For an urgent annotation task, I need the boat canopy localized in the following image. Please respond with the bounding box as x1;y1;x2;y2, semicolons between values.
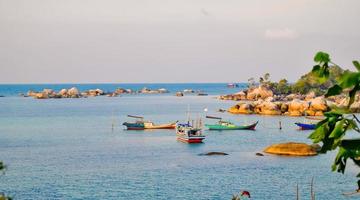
177;123;191;127
127;115;144;119
206;115;222;120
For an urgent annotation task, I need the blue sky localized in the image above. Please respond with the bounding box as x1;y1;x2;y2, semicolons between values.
1;0;359;83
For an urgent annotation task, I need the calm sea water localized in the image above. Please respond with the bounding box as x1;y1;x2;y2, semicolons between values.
0;83;246;97
0;84;358;199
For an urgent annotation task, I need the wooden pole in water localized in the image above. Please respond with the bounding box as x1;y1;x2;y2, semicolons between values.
311;177;315;200
279;120;282;130
296;183;299;200
111;110;115;132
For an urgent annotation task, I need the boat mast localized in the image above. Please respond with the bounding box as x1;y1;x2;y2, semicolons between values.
187;104;190;124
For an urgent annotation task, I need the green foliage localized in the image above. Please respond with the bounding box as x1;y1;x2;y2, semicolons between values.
292;65;344;95
0;161;12;200
308;51;360;189
247;77;256;88
0;161;6;175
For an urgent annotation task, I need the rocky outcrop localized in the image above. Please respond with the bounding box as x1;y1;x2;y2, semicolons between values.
176;92;184;97
67;87;80;98
158;88;169;93
287;99;309;116
26;86;171;99
228;102;254;114
115;88;132;94
264;142;319;156
307;97;328;116
59;89;68;96
305;91;316;101
247;85;273;100
140;87;170;94
227;96;331;116
219;85;273;101
106;93;119;97
254;101;282;115
183;89;194;93
83;89;104;97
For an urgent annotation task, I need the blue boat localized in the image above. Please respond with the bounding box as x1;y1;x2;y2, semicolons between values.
295;122;316;130
122;122;145;130
123;115;145;130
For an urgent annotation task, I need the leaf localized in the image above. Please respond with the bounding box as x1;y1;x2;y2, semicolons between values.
325;84;343;97
327;107;351;115
312;65;321;73
348;83;360;107
314;51;330;63
333;147;349;174
353;60;360;71
345;118;358;130
309;123;328;143
329;119;345;139
339;71;360;88
341;139;360;150
324;110;344;117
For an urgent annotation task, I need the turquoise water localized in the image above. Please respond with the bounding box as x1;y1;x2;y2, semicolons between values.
0;83;245;97
0;85;359;199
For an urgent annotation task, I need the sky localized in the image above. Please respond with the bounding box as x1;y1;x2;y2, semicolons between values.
0;0;359;83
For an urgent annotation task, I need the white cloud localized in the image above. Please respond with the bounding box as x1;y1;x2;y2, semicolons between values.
265;28;299;40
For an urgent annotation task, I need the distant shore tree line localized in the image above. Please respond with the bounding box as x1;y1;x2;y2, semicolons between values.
247;65;344;96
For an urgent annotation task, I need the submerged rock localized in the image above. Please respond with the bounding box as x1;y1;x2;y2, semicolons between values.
264;142;318;156
198;152;228;156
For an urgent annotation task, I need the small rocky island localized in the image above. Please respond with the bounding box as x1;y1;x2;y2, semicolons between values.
25;87;170;99
220;68;360;116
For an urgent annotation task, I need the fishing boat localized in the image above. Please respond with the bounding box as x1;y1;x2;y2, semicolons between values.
176;122;205;143
143;121;177;129
205;116;258;130
295;122;316;130
122;115;145;130
123;115;176;130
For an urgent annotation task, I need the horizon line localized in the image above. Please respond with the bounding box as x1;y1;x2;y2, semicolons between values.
0;82;248;85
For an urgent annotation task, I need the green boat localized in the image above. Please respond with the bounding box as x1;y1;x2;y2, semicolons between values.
205;116;258;130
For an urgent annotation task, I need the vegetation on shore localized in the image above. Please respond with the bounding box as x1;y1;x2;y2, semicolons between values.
248;65;343;96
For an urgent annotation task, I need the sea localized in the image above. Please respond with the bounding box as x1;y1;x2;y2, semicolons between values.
0;83;358;199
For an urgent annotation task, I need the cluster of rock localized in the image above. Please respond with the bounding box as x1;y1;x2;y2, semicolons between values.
219;85;273;101
27;88;82;99
26;87;170;99
175;89;208;97
139;87;169;94
224;85;360;116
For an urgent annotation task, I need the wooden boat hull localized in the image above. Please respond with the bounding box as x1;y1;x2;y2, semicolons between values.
205;121;258;130
122;122;145;130
144;122;176;129
295;122;316;130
